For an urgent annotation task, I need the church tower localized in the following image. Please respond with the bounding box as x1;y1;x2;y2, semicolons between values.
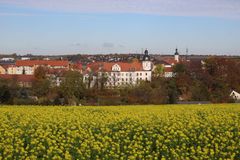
174;48;180;62
142;49;152;71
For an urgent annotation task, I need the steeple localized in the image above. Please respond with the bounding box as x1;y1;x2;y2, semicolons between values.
144;49;149;55
143;49;150;61
174;48;180;62
175;48;179;55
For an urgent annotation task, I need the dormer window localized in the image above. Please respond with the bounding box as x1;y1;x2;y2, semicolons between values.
112;64;121;72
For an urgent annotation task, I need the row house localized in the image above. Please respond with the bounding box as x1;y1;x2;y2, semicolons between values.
15;60;70;75
0;60;70;87
0;60;69;75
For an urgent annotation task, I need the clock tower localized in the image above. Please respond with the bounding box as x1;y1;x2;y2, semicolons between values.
142;49;152;71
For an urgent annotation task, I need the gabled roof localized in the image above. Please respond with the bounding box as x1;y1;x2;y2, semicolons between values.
164;67;173;72
161;58;178;65
47;68;68;75
86;61;144;72
156;60;172;66
16;60;69;67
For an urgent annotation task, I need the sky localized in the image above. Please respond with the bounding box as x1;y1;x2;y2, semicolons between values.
0;0;240;55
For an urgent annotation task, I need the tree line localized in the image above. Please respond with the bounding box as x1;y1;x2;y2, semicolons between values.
0;57;240;105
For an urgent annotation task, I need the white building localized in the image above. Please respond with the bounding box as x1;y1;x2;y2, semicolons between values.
230;90;240;101
174;48;180;62
15;60;69;75
84;50;153;88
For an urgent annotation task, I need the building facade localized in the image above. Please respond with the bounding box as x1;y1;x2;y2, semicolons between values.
84;50;153;88
15;60;69;75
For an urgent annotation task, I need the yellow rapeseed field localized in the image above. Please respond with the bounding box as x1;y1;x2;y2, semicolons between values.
0;104;239;160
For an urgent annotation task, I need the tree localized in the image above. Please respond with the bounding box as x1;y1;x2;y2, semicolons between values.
127;81;153;104
60;71;86;105
97;72;108;90
34;66;47;80
0;79;11;104
150;77;169;104
32;79;50;97
153;64;164;78
32;66;50;97
203;57;240;102
173;63;192;101
190;80;209;101
165;79;178;104
173;63;187;75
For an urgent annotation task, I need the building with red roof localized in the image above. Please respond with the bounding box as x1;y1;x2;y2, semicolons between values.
154;48;181;78
0;65;6;74
14;60;69;75
83;50;153;88
0;60;70;87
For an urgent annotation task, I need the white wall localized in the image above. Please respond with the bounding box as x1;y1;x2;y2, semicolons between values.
101;71;151;87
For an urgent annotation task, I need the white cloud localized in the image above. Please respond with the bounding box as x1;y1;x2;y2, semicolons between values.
0;0;240;18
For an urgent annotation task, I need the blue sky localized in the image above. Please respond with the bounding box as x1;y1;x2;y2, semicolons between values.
0;0;240;55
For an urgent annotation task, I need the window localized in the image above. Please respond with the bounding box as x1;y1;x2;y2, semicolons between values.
126;73;128;76
122;78;124;81
137;73;139;76
146;73;148;76
112;64;121;71
126;78;128;81
140;73;142;76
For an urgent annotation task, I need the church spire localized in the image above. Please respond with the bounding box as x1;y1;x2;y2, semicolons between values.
175;48;179;55
143;48;150;61
174;48;180;62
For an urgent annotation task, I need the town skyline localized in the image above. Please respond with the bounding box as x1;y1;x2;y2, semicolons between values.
1;0;240;55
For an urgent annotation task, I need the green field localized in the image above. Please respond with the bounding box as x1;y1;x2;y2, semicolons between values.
0;104;239;159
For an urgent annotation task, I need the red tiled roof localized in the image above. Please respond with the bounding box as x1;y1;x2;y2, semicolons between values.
87;61;143;72
72;63;83;70
164;67;173;72
0;74;35;82
161;58;177;65
16;60;69;67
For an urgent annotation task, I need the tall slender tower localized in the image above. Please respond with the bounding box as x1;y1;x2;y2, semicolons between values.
174;48;179;62
142;49;151;71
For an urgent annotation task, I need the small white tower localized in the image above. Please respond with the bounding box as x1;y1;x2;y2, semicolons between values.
174;48;179;62
142;49;152;71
